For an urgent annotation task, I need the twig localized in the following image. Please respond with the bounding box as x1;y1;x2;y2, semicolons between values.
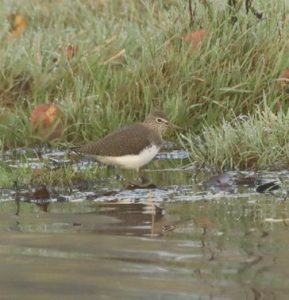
188;0;196;28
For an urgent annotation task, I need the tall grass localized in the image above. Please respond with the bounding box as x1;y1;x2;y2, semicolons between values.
0;0;289;153
183;102;289;169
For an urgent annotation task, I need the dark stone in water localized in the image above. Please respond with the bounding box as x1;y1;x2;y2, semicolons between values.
202;173;235;188
126;183;158;190
256;181;280;193
203;172;258;193
73;222;82;226
57;195;70;202
202;173;235;192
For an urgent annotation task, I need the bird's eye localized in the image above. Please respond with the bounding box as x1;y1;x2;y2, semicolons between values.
156;118;163;123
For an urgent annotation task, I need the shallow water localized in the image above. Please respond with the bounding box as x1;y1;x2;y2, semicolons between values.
1;149;289;299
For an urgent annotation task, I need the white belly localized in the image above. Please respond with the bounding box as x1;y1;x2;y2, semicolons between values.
96;145;160;169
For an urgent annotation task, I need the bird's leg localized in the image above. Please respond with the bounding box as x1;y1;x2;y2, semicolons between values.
138;168;150;186
125;168;155;190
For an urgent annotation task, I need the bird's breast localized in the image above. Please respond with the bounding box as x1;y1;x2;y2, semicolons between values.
96;144;160;169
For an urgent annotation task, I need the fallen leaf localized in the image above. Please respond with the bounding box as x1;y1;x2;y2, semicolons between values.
183;29;206;48
33;185;50;200
31;103;64;140
66;44;79;60
9;14;28;38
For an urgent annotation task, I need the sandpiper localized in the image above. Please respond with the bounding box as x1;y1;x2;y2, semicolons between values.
78;112;180;170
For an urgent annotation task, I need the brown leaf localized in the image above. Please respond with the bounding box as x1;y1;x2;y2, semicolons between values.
66;44;79;60
183;29;206;48
31;103;64;140
33;185;50;200
10;15;28;38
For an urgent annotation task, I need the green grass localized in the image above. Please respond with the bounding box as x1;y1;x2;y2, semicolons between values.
1;0;289;169
183;102;289;169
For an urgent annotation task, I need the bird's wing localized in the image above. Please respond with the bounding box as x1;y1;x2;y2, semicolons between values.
79;124;157;156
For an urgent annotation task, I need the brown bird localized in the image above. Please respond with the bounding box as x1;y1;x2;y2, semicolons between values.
78;111;180;171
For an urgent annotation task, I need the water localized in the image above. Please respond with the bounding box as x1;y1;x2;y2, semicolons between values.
1;148;289;299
